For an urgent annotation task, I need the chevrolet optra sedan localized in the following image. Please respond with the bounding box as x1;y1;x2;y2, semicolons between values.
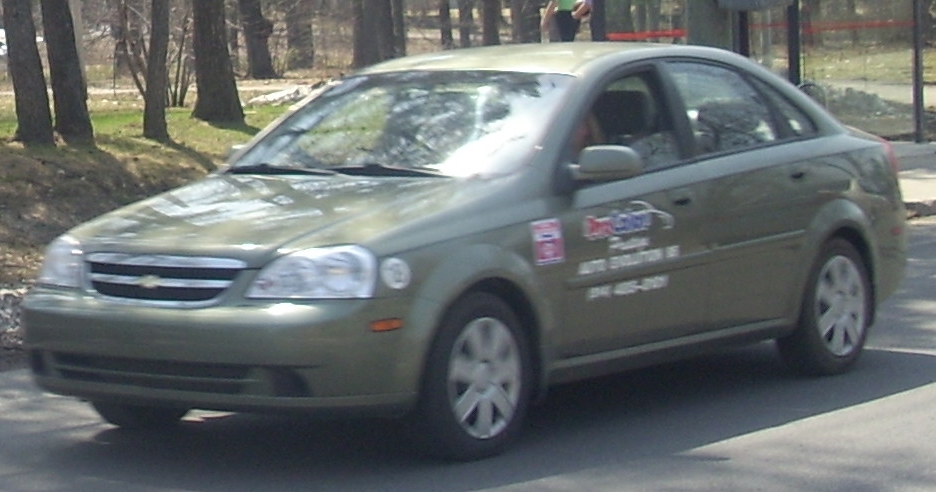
23;43;906;461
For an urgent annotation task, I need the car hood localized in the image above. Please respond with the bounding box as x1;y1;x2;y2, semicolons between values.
74;174;476;263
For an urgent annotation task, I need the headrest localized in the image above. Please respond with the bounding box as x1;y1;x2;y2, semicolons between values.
593;90;653;137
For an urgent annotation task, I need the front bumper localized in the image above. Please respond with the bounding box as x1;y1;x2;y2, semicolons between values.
22;288;428;416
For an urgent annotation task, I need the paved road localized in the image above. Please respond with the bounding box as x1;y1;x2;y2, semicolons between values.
1;217;935;492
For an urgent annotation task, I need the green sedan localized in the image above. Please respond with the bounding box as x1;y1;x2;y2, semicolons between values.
23;42;907;461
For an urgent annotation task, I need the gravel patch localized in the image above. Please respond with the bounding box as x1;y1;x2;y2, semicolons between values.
1;287;27;372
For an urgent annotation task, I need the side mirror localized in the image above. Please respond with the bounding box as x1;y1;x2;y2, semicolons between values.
572;145;644;182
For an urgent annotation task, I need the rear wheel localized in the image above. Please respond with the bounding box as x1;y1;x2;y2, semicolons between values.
413;292;532;461
778;239;872;376
91;401;188;429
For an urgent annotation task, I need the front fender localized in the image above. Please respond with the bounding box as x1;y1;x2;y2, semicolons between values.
403;242;558;397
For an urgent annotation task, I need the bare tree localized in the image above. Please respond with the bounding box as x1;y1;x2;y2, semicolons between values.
112;0;147;78
283;0;315;69
458;0;474;47
353;0;396;67
510;0;539;43
439;0;455;48
41;0;95;145
238;0;278;78
481;0;500;45
375;0;395;60
1;0;54;146
392;0;407;56
192;0;245;123
143;0;170;141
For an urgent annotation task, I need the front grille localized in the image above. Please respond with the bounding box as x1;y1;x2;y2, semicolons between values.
86;253;246;305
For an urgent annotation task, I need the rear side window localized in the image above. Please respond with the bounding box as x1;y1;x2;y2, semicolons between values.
667;62;778;156
750;78;818;138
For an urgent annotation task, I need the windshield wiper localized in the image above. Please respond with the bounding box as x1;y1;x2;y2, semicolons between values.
330;163;446;178
226;163;338;176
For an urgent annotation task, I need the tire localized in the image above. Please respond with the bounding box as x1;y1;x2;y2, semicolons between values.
412;292;532;461
777;239;872;376
91;401;188;429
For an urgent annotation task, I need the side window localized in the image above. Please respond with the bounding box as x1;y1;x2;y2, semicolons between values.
588;74;679;170
668;62;778;155
750;79;818;138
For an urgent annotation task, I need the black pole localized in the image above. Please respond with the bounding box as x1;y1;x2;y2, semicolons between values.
735;11;750;56
787;0;801;86
913;0;926;142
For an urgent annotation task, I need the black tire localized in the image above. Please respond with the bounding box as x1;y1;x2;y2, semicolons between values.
777;239;872;376
91;401;188;429
412;292;533;461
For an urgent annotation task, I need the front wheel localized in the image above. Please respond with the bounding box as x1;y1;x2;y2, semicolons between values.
412;292;532;461
777;239;872;376
91;401;188;429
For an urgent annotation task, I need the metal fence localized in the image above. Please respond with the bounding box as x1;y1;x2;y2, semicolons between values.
747;2;922;140
593;1;925;140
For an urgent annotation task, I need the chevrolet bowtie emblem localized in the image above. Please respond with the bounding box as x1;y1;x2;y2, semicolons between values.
137;275;162;289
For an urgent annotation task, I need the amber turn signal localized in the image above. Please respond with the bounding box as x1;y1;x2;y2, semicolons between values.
370;318;403;332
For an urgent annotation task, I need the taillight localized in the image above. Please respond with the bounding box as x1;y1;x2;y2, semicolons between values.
879;138;901;175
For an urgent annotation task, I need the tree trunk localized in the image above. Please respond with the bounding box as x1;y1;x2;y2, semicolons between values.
192;0;245;123
392;0;406;57
351;0;380;68
238;0;278;79
228;0;241;73
1;0;54;146
458;0;473;47
143;0;170;141
40;0;95;145
112;0;146;78
509;0;540;43
376;0;395;60
352;0;397;68
481;0;499;45
439;0;454;49
285;0;315;70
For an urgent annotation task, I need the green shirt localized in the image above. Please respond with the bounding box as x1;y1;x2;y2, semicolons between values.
558;0;577;11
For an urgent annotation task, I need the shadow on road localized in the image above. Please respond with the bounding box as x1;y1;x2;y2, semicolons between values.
0;344;931;492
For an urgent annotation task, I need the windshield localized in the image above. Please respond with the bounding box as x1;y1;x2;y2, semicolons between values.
232;71;574;178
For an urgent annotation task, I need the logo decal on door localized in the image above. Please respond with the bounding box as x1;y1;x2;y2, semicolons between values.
583;200;675;240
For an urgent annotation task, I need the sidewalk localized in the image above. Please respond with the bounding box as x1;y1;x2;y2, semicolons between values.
892;141;936;218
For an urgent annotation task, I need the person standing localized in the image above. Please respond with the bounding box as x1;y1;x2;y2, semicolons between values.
541;0;591;42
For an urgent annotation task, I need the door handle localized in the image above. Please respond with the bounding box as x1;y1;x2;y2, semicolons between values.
672;195;692;206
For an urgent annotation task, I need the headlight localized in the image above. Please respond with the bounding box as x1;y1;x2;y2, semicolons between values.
247;245;377;299
37;235;84;288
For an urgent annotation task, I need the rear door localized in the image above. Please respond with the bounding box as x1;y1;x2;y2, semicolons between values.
664;60;831;329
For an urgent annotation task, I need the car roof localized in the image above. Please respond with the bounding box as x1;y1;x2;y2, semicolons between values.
355;42;736;77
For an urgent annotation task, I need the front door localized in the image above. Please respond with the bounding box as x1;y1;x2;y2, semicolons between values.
555;73;711;358
556;168;712;358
